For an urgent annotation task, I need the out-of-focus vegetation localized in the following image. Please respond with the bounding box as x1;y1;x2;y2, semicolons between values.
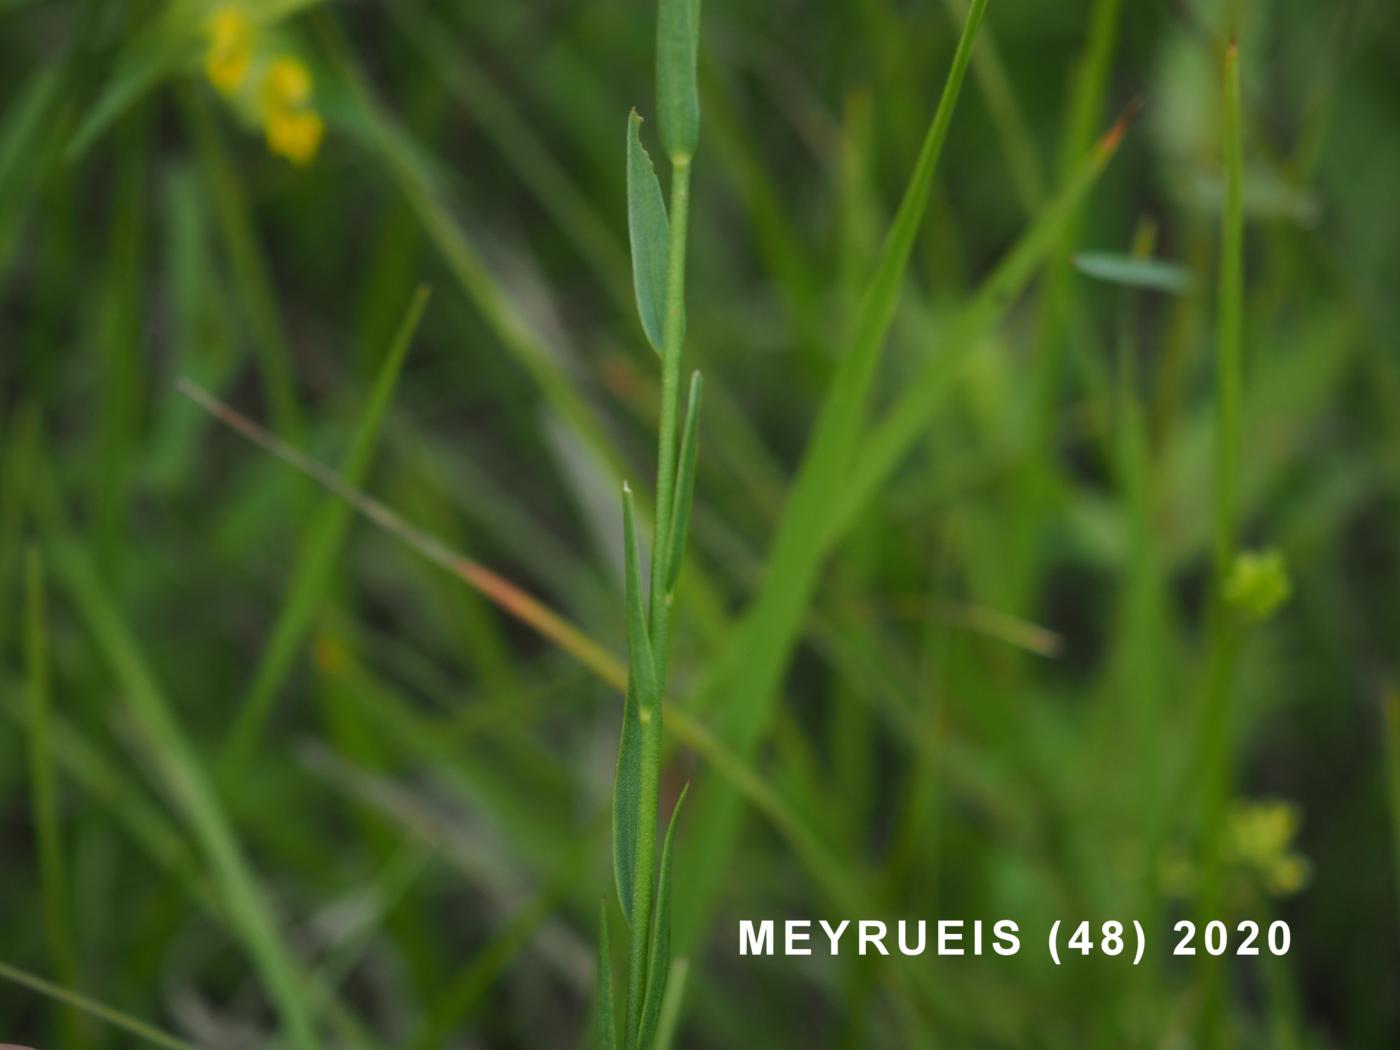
2;0;1399;1046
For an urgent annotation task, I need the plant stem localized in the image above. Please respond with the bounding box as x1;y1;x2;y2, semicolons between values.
650;157;693;641
627;150;692;1050
1196;37;1244;1046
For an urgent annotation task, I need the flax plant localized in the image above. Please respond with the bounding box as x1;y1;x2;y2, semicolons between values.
598;1;704;1048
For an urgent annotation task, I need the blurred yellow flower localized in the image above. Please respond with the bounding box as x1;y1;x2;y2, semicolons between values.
205;5;254;95
262;56;314;111
259;56;323;165
265;107;325;166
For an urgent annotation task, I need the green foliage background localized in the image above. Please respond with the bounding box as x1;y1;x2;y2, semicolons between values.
2;0;1399;1046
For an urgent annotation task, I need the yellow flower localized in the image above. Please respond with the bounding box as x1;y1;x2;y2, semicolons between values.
259;56;323;165
205;5;254;96
265;108;324;166
261;56;314;111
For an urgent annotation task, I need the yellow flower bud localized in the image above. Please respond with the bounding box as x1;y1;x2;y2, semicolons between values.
262;56;314;112
265;108;325;166
205;5;253;96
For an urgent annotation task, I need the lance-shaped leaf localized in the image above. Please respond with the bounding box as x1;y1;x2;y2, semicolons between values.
636;785;689;1050
627;111;670;355
595;901;618;1050
613;484;658;922
657;0;701;160
662;372;703;594
1073;251;1195;294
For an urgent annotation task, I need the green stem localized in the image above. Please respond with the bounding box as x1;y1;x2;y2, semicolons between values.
650;157;693;634
627;152;692;1050
1196;38;1244;1046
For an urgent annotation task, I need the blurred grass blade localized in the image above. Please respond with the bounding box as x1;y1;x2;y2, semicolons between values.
657;0;702;160
675;0;989;948
1193;41;1247;1033
173;387;884;950
25;547;80;1034
0;960;197;1050
628;110;671;356
637;785;688;1050
223;286;431;769
318;13;631;485
1214;39;1245;577
1073;251;1195;293
183;89;306;440
1385;695;1400;930
176;379;629;691
615;484;657;923
64;11;183;162
0;67;63;279
663;372;703;593
45;532;322;1050
834;112;1132;537
653;957;689;1050
596;902;619;1050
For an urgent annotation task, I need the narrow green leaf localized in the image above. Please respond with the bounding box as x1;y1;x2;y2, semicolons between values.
595;901;618;1050
656;0;702;160
622;484;659;710
613;484;657;923
663;372;703;594
0;960;198;1050
25;547;80;1040
627;110;671;355
46;534;322;1050
832;115;1130;539
637;785;689;1050
673;0;991;951
1073;251;1195;294
612;682;643;926
1385;695;1400;929
652;957;690;1050
223;286;431;770
1214;37;1245;578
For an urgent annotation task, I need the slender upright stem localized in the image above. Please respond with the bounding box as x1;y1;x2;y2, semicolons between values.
650;157;693;637
1196;38;1244;1047
1212;40;1244;581
626;153;692;1049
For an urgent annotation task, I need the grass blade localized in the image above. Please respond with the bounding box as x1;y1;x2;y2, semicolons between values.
628;110;672;356
1386;694;1400;932
223;286;431;769
596;901;619;1050
175;384;869;964
657;0;702;161
1192;38;1247;1043
183;88;305;440
1214;38;1245;578
637;785;688;1050
652;957;689;1050
662;372;703;594
0;960;197;1050
674;0;989;949
1074;250;1195;293
832;113;1132;537
46;530;322;1050
176;379;629;690
25;547;80;1042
